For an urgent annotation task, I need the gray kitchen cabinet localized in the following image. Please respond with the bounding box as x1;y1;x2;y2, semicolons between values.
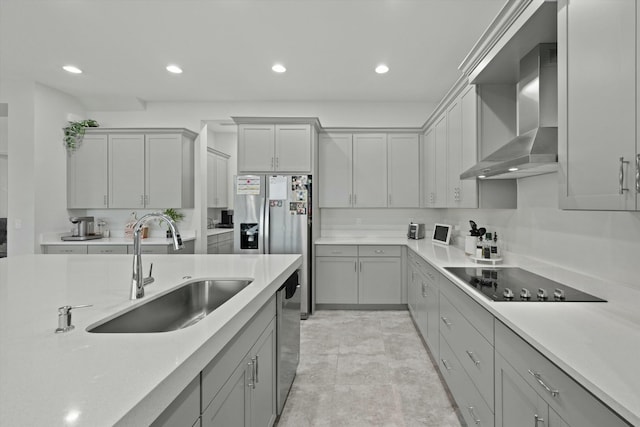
406;250;439;357
421;115;448;208
208;232;234;254
201;299;277;427
421;127;437;207
67;134;108;209
69;128;195;209
352;133;388;207
151;375;201;427
126;240;195;255
495;320;630;427
237;123;312;173
558;0;639;210
318;133;353;207
207;149;229;208
387;134;420;208
316;245;403;306
42;245;88;255
86;245;128;255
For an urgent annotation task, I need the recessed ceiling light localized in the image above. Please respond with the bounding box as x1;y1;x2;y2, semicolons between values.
166;65;183;74
375;64;389;74
508;167;519;172
62;65;82;74
272;64;286;73
478;175;486;179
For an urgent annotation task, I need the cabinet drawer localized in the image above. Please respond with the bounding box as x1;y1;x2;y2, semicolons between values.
217;232;233;243
315;245;357;257
440;293;494;408
439;336;494;427
358;245;401;257
87;245;128;255
44;245;88;255
127;245;168;255
495;320;630;427
440;277;493;343
202;296;276;412
207;235;218;245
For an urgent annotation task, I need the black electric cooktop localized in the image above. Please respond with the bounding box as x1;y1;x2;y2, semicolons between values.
445;267;606;302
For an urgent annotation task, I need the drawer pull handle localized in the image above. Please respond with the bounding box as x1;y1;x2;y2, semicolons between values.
535;414;545;426
247;359;255;389
528;369;559;397
466;350;480;366
374;249;384;254
331;251;342;254
441;316;452;327
441;359;452;371
467;406;480;425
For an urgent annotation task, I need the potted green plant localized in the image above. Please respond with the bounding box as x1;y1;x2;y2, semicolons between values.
63;119;99;152
161;208;185;237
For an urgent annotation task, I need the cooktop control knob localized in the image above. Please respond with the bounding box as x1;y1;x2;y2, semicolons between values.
537;288;548;300
520;288;532;300
503;288;514;300
553;288;565;300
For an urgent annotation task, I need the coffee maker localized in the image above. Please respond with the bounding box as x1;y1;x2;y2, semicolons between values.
219;210;234;228
61;216;103;241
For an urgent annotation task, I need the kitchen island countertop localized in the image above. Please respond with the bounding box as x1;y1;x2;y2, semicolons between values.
0;253;301;426
316;236;640;426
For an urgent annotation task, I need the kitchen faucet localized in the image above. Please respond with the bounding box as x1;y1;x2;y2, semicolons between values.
130;213;184;300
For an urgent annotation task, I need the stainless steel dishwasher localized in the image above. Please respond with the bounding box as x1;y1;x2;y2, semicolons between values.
276;271;301;415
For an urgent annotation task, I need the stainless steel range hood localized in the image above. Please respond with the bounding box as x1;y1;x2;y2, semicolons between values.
461;44;558;180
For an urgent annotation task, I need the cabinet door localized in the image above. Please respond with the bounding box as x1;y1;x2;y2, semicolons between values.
275;124;311;172
316;257;358;304
250;320;277;427
215;155;228;208
447;99;463;207
109;134;145;208
217;240;233;254
559;0;637;210
434;115;448;208
145;134;184;208
422;128;436;207
318;134;353;207
495;352;547;427
67;134;108;208
424;277;439;357
207;153;215;208
151;376;200;427
388;134;420;208
358;257;401;304
353;134;387;207
201;355;251;427
238;125;275;172
460;85;479;208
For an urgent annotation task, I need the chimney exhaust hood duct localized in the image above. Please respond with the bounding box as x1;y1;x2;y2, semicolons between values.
461;44;558;180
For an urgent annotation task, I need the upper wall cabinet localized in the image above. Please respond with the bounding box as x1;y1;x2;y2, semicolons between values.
318;132;420;208
558;0;639;210
67;128;196;209
235;118;320;174
207;148;230;208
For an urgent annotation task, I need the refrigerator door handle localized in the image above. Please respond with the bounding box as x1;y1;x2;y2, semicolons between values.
259;196;267;254
264;196;270;254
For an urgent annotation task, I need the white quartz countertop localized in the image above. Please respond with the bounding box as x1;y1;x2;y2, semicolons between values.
41;231;196;246
316;236;640;425
0;253;302;426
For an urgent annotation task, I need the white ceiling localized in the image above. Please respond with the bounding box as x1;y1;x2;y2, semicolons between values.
0;0;505;111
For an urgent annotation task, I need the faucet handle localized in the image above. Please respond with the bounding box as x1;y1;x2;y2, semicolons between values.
55;304;92;333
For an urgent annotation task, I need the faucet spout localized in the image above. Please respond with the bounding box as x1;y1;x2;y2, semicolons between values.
130;213;184;300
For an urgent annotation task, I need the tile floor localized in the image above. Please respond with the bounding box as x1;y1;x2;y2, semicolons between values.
276;310;462;427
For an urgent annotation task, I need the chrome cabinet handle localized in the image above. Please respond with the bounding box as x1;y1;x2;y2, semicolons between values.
528;369;559;397
254;355;259;384
103;195;107;206
466;350;480;366
353;194;357;205
619;156;629;194
388;194;391;205
441;316;452;327
374;249;384;254
441;359;452;371
359;261;362;272
271;157;274;169
636;154;640;193
421;282;427;297
247;359;255;389
535;414;545;426
140;195;144;206
467;406;480;425
275;157;279;169
355;261;357;272
349;194;352;205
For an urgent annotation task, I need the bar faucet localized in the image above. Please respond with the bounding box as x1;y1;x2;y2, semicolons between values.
130;213;184;300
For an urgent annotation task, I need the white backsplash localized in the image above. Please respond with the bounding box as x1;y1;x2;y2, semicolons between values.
80;208;196;238
320;208;442;238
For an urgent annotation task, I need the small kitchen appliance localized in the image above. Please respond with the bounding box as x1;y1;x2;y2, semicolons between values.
445;267;606;302
407;223;426;240
218;209;234;228
61;216;102;241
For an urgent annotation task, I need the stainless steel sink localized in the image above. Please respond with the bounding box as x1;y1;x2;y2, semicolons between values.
88;279;252;333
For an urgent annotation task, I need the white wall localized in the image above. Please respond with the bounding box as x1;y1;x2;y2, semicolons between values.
441;173;640;289
0;106;8;218
320;208;442;238
89;100;435;129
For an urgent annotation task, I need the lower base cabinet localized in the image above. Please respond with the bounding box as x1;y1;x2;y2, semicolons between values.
207;232;234;254
316;245;403;305
152;296;277;427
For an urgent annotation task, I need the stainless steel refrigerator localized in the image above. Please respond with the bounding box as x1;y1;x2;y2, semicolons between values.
234;175;312;319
